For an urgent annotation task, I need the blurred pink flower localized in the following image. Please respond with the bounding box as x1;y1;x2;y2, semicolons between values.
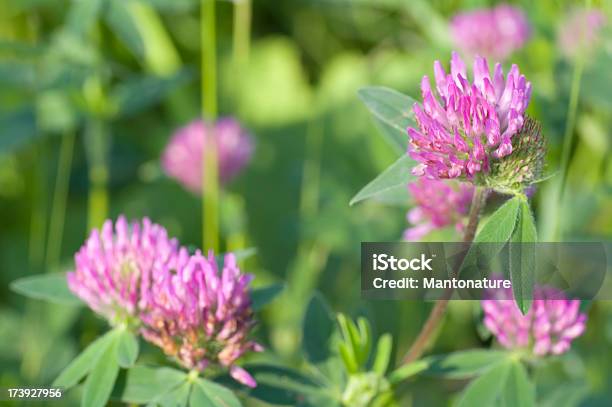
450;4;530;61
404;178;474;240
162;118;253;194
67;216;181;325
408;52;532;181
482;284;587;356
139;251;262;387
558;9;606;59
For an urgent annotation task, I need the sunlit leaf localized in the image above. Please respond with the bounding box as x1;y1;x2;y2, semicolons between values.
474;197;521;244
117;329;139;368
53;330;118;388
372;333;392;376
10;273;82;306
502;361;535;407
509;199;537;314
155;380;191;407
105;0;145;58
388;359;429;384
115;365;187;404
358;86;416;154
456;361;511;407
82;333;121;407
459;197;521;278
420;349;510;380
349;155;416;206
191;378;241;407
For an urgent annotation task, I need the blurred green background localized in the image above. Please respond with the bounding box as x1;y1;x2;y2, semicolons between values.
0;0;611;405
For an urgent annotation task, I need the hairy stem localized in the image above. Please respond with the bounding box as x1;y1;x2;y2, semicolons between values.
401;187;488;365
201;0;219;252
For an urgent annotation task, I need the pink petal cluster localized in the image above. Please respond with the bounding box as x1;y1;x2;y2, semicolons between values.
450;4;530;61
162;118;253;194
408;52;532;180
404;178;473;241
140;252;262;388
67;216;179;324
558;9;606;59
482;285;587;356
67;216;261;387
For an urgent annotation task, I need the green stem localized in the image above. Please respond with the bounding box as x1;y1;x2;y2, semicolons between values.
553;0;591;239
299;115;323;219
45;132;75;270
201;0;219;252
28;142;47;270
401;187;488;365
85;119;109;230
553;61;584;240
232;0;251;66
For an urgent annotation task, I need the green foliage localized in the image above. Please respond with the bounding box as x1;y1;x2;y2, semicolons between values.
455;359;535;407
250;283;284;311
502;361;536;407
303;293;337;364
10;273;82;306
388;349;510;384
224;364;325;406
1;0;611;405
350;154;416;206
372;333;393;376
83;335;121;407
460;195;538;313
357;86;416;154
455;361;512;407
191;378;242;407
474;197;521;244
509;198;538;314
116;329;139;368
53;330;118;388
115;365;187;404
111;70;193;117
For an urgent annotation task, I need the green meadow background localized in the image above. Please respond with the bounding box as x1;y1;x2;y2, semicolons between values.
0;0;610;405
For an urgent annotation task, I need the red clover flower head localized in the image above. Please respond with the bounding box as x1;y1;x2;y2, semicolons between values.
67;216;180;326
139;251;262;387
162;118;254;194
450;4;530;61
482;284;587;356
408;52;535;190
404;179;474;241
